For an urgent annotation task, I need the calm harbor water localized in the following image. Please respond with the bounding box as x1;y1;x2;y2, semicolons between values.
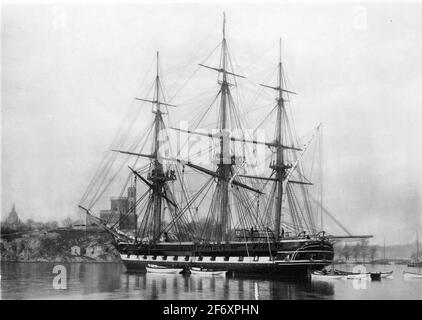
1;262;421;300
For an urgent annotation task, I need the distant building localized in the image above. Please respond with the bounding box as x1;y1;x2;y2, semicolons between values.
99;209;118;225
96;186;137;231
4;204;22;228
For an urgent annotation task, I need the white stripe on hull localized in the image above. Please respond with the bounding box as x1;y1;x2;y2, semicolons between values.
120;254;329;266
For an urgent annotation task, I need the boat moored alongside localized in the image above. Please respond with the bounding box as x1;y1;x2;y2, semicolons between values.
146;264;184;274
311;270;345;281
190;267;227;277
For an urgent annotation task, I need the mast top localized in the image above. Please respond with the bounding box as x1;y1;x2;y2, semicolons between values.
223;12;226;39
156;51;159;78
198;14;246;81
259;39;297;96
279;37;282;65
134;51;177;108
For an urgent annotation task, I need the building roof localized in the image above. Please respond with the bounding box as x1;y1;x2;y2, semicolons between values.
5;204;21;225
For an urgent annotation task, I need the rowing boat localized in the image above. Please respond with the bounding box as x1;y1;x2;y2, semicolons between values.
146;264;183;274
190;267;227;276
310;271;345;281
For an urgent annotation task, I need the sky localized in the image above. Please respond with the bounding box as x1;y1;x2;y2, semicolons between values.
1;0;422;245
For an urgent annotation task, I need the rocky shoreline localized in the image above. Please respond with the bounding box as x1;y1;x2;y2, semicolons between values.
0;229;121;263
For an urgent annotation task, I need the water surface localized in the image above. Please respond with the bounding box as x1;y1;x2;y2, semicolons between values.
1;262;421;299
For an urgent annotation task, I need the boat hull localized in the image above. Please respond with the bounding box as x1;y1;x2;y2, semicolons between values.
190;269;227;276
310;271;345;281
403;271;422;279
122;258;328;276
117;239;333;277
146;266;183;274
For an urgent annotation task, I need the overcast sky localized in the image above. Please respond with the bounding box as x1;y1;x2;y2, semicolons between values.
2;1;422;245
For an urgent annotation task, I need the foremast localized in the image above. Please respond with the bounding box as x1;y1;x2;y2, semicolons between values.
137;52;176;241
260;40;296;241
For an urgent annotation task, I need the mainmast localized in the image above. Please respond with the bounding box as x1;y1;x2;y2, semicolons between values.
217;13;231;242
197;13;238;242
152;51;163;240
164;13;261;242
274;39;285;242
153;51;161;163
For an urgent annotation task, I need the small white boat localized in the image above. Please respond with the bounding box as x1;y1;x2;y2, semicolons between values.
146;264;183;274
345;273;370;280
403;271;422;279
311;271;345;281
190;267;227;276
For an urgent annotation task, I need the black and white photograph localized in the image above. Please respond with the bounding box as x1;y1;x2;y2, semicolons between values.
1;0;422;303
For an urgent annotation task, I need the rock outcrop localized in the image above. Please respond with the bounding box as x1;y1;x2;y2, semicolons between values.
0;229;120;262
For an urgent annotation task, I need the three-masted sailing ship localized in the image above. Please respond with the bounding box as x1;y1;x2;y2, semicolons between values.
79;15;369;276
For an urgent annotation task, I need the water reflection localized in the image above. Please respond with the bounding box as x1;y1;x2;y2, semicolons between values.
117;271;335;300
1;262;420;299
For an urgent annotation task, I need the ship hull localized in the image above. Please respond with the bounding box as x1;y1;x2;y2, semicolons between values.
121;257;328;276
117;238;333;277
